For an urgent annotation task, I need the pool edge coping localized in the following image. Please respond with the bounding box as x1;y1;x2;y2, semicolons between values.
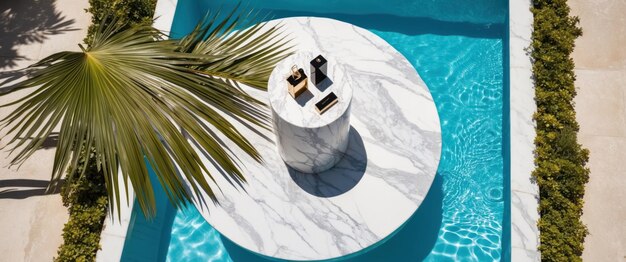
509;0;541;260
95;174;135;262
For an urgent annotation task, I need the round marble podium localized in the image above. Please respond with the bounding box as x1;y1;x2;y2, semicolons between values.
268;52;353;173
188;17;442;261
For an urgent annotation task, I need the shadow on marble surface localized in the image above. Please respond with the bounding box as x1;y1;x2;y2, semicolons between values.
295;88;314;106
314;76;334;92
288;127;366;198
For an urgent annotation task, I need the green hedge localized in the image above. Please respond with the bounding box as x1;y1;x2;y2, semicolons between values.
84;0;157;46
55;150;108;262
55;1;157;261
531;0;590;261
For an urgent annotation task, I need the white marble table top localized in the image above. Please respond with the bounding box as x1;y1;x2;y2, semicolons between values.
268;52;352;128
188;17;442;261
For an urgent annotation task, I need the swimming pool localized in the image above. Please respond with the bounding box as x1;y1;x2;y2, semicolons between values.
122;0;509;261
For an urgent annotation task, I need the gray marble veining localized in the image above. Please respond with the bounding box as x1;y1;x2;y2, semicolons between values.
269;52;353;173
187;17;442;260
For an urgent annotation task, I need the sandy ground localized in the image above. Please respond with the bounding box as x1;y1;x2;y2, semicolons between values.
569;0;626;261
0;0;90;261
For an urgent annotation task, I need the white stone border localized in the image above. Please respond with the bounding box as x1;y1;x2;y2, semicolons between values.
509;0;540;260
153;0;178;36
95;175;135;262
95;1;178;261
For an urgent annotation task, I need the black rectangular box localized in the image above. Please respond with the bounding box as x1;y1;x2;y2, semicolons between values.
315;92;338;114
310;55;328;85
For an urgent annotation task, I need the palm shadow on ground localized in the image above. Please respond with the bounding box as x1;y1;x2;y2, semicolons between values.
0;178;63;199
0;0;77;69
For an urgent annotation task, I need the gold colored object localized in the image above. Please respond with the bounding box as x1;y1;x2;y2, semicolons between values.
287;65;308;98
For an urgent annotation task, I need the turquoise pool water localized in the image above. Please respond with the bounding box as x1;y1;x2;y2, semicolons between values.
122;0;509;261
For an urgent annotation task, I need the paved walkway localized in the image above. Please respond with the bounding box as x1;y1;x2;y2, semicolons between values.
569;0;626;260
0;0;90;261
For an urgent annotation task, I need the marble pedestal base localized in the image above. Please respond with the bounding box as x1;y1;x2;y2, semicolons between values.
269;52;353;173
272;106;351;173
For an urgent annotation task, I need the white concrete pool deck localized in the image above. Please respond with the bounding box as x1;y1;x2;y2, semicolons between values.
0;0;90;260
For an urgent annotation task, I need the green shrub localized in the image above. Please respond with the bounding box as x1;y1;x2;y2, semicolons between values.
84;0;157;45
55;150;108;262
531;0;590;261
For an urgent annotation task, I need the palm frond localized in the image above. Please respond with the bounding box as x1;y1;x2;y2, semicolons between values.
178;5;294;89
0;8;291;218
